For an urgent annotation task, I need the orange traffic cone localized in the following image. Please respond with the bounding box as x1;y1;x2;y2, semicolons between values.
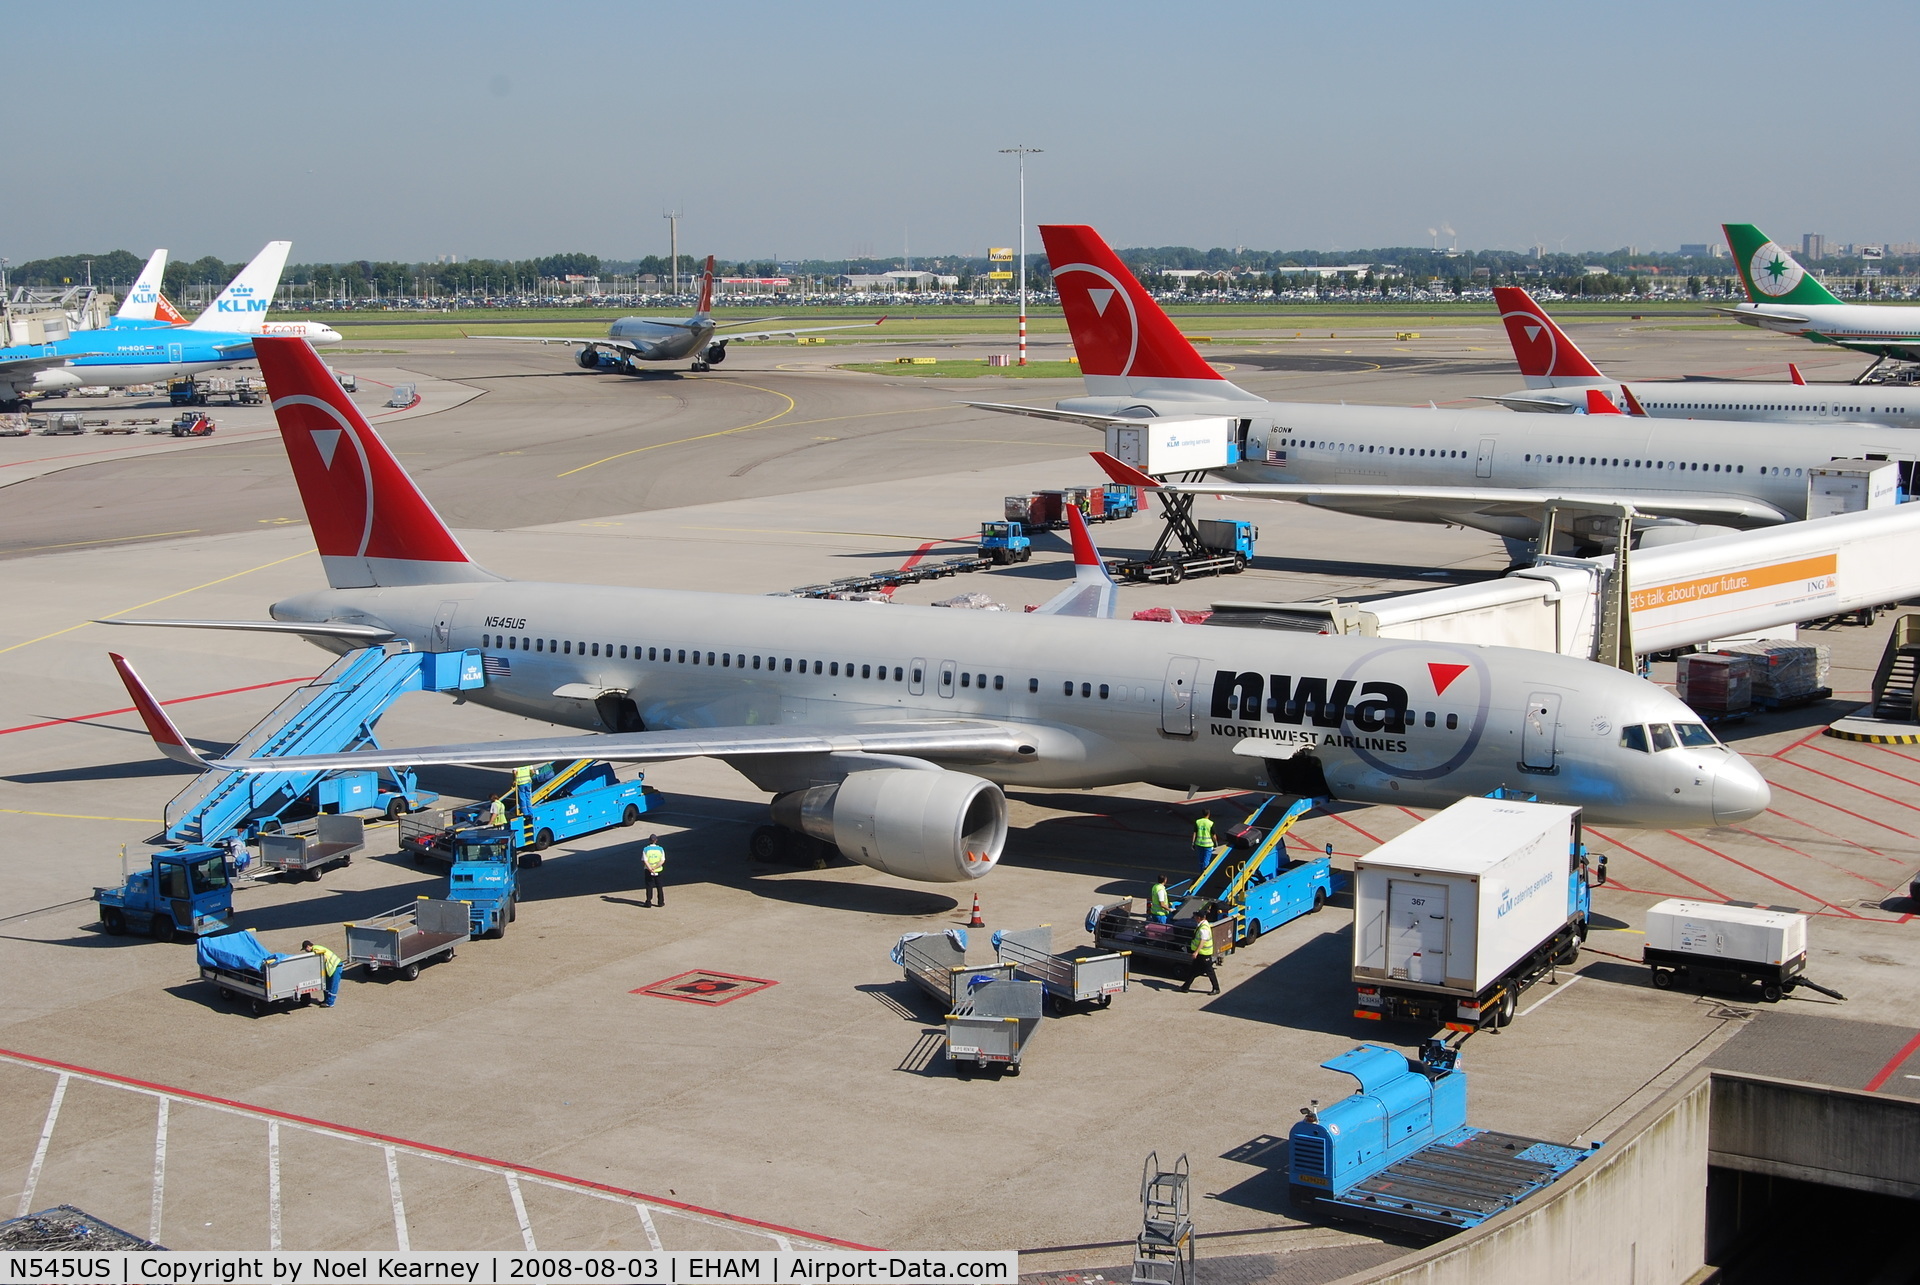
967;892;985;928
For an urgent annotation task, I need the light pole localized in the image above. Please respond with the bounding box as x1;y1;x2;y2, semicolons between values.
999;144;1041;365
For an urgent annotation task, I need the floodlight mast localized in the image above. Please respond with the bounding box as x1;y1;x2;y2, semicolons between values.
999;145;1042;366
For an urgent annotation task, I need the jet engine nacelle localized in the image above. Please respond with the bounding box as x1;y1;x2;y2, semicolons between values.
769;768;1007;882
576;347;603;370
32;369;84;392
703;343;727;365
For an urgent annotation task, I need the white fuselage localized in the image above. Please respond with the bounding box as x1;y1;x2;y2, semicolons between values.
1731;301;1920;348
1061;393;1920;538
1508;380;1920;431
268;577;1769;829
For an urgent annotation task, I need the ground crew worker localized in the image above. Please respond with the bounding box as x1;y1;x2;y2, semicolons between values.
640;836;667;907
1180;919;1220;995
1192;811;1216;864
488;794;508;828
303;939;344;1007
1147;877;1172;924
513;765;535;816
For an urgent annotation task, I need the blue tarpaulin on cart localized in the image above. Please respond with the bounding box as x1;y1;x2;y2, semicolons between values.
197;931;278;973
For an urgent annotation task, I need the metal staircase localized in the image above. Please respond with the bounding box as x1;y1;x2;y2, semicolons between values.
163;645;485;845
1870;614;1920;722
1131;1152;1194;1285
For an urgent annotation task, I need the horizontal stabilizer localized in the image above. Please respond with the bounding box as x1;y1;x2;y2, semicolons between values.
95;618;398;641
1089;450;1164;489
108;652;210;768
966;401;1135;430
1474;393;1580;413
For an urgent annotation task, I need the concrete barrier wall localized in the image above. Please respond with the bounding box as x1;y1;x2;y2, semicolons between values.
1330;1069;1712;1285
1710;1075;1920;1200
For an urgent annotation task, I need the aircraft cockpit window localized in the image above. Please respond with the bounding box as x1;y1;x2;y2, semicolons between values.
1619;725;1649;753
1674;723;1718;748
1648;723;1678;752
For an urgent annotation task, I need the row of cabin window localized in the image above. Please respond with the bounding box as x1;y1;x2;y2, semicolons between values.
1521;455;1808;477
1645;400;1908;415
1301;442;1467;457
488;633;920;679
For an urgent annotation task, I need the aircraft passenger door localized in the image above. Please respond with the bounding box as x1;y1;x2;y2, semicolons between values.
1162;656;1201;735
1522;691;1560;772
167;342;183;364
433;600;458;651
1388;880;1448;984
937;660;957;698
1475;437;1496;479
908;658;927;696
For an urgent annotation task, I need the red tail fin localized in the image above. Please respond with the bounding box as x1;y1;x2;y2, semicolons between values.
1493;287;1605;387
1619;385;1649;417
1584;388;1624;415
1789;363;1806;385
695;255;715;315
252;337;496;589
155;293;189;325
1039;225;1258;402
109;653;210;768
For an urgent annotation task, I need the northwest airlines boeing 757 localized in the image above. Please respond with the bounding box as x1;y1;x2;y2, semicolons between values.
974;225;1920;555
100;337;1767;882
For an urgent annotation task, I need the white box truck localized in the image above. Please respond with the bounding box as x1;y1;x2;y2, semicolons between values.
1352;797;1597;1031
1641;899;1842;1003
1103;416;1239;474
1806;460;1899;519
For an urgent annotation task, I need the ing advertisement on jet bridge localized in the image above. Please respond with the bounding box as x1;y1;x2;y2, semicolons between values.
1628;552;1839;648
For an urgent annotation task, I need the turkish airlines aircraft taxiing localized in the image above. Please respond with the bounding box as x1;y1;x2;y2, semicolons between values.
974;225;1920;553
490;256;884;374
101;337;1768;883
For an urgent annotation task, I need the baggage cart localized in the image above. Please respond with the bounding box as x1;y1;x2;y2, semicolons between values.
992;925;1127;1012
345;897;468;980
258;814;364;882
197;931;325;1016
893;930;1014;1008
1089;899;1236;975
946;977;1044;1076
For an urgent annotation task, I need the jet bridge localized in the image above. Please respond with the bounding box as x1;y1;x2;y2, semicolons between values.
1208;501;1920;664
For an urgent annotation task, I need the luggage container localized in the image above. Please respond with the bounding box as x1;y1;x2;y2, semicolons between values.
945;976;1044;1076
894;930;1014;1008
197;931;325;1016
1677;652;1751;715
1030;491;1064;526
991;925;1127;1012
345;897;469;980
257;814;364;882
1642;899;1843;1003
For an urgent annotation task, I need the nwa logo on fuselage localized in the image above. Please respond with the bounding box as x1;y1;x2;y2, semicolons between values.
1209;671;1409;732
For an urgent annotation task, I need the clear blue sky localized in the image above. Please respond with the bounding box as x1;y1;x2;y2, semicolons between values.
3;0;1910;264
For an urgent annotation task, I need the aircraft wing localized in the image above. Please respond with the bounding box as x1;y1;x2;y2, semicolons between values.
966;401;1133;430
208;719;1036;774
96;618;398;642
716;317;888;342
475;335;645;352
1088;452;1791;526
0;352;103;378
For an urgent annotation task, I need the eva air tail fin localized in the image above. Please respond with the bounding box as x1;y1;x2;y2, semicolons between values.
1723;224;1842;306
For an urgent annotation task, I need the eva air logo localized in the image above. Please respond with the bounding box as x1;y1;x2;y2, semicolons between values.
1749;242;1805;297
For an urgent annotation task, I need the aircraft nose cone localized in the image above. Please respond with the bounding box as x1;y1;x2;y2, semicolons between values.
1713;756;1771;825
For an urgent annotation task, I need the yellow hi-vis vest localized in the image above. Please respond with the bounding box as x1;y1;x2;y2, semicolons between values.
513;765;534;786
1193;921;1216;957
1148;883;1172;916
311;944;343;977
1193;817;1215;848
642;845;666;874
489;798;507;826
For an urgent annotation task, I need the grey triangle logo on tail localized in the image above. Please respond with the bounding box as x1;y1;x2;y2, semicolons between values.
311;428;341;469
1524;325;1542;342
1088;288;1115;316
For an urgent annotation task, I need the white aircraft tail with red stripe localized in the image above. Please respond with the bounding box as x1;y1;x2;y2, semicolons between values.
1493;286;1607;388
1039;224;1262;404
1032;504;1118;618
252;337;500;589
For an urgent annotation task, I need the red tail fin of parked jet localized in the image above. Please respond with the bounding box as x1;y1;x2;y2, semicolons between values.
1492;287;1607;389
695;255;716;317
1789;363;1807;386
1620;385;1649;417
1038;224;1261;403
1584;389;1623;415
155;293;189;325
252;337;499;590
